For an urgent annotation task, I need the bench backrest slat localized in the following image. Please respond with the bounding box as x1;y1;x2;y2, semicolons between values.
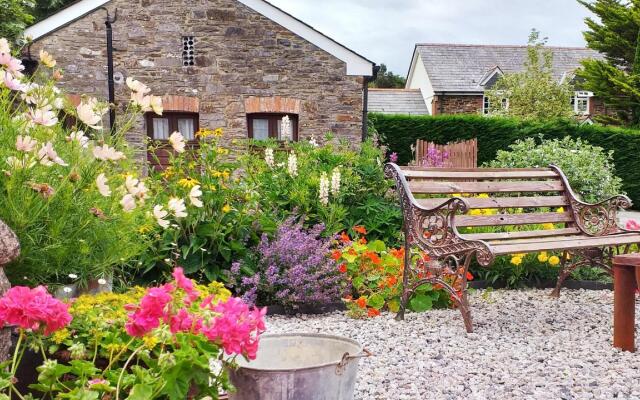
462;227;581;241
456;212;574;227
407;180;565;194
403;170;559;180
417;196;569;209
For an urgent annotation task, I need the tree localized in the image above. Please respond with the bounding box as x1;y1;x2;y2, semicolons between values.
369;64;406;88
0;0;35;45
485;30;575;121
577;0;640;125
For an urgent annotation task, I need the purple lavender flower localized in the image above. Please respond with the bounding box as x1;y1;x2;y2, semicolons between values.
230;216;346;306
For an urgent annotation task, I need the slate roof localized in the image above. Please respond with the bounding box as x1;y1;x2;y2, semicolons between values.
413;44;603;92
368;89;429;115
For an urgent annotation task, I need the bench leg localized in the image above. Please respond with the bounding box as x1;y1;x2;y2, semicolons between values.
550;251;576;298
613;263;636;352
395;228;412;322
459;253;474;333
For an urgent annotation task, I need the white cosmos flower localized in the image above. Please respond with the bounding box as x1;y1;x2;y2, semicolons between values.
167;197;187;218
2;71;25;92
126;77;150;94
69;131;89;148
168;131;186;153
97;278;107;285
16;135;37;152
189;185;203;208
93;145;125;161
149;95;163;115
153;205;170;229
38;142;67;167
120;194;137;212
68;273;78;279
76;98;103;130
124;175;149;201
28;107;58;127
96;173;111;197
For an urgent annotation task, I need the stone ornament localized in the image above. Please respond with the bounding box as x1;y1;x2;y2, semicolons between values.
0;219;20;362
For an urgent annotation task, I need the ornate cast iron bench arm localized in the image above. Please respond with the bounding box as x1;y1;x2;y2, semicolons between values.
550;165;632;236
384;163;494;265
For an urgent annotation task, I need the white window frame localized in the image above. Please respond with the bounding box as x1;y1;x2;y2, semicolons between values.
483;94;508;115
572;91;593;115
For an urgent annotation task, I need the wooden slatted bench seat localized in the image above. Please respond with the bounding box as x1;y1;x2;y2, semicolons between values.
385;163;640;333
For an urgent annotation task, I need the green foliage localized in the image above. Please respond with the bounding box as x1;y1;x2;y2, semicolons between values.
577;0;640;125
0;51;152;288
0;0;34;44
369;113;640;205
486;29;575;120
487;136;623;202
369;63;406;88
238;138;402;244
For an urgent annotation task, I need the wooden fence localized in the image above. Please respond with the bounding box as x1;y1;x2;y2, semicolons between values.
413;138;478;168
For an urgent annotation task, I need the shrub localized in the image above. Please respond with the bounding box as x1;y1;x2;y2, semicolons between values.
138;128;259;284
369;114;640;205
486;136;623;202
0;40;155;287
229;217;345;307
237;137;402;244
0;268;266;399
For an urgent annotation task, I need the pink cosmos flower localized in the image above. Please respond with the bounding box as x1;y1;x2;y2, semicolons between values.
2;71;25;92
389;152;398;163
172;267;199;304
626;219;640;230
0;53;25;77
0;286;72;335
201;297;266;360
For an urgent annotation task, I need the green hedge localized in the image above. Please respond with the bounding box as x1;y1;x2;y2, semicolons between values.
369;113;640;207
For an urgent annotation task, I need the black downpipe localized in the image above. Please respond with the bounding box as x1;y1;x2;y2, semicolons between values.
103;8;118;132
362;65;380;141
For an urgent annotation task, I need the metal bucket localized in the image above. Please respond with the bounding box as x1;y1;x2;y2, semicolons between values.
229;333;370;400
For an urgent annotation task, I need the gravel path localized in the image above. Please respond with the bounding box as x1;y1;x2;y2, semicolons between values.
266;289;640;400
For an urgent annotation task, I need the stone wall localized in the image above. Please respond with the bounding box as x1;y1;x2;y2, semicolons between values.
432;94;483;115
30;0;365;149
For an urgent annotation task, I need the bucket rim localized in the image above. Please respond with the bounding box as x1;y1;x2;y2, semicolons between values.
236;333;363;372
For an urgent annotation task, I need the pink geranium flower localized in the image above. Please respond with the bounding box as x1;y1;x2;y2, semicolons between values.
172;267;199;304
0;286;72;335
626;219;640;231
125;286;173;337
201;297;266;360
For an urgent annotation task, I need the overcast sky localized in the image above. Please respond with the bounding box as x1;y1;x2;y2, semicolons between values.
267;0;593;76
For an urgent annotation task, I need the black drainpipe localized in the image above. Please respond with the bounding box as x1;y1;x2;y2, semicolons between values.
102;8;118;132
362;64;380;141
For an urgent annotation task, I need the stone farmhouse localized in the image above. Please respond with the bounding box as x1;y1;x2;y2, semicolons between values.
24;0;375;165
369;43;610;120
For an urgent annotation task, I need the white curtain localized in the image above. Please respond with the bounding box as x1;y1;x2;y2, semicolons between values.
152;118;169;140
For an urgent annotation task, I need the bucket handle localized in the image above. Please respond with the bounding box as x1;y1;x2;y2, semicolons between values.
336;348;373;375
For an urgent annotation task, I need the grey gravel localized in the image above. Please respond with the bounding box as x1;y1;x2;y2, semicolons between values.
266;289;640;400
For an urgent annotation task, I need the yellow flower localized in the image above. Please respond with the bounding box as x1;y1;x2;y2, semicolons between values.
222;170;230;180
542;223;555;230
537;252;549;263
196;128;213;138
510;256;523;266
222;204;232;213
178;177;200;188
213;128;223;137
452;193;462;197
39;50;57;68
477;193;489;198
469;209;482;216
548;255;560;266
161;167;175;179
137;225;152;234
556;207;565;213
143;335;159;349
52;329;70;344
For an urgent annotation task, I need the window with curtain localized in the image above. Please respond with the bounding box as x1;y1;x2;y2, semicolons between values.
247;113;298;141
147;112;198;141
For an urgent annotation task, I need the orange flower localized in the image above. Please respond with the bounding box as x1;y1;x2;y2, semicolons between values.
331;250;342;260
391;248;405;259
356;297;367;309
367;308;380;317
421;252;431;262
423;231;431;238
466;271;474;281
366;252;381;265
358;237;367;244
354;225;367;235
338;263;347;273
387;275;398;286
340;232;351;243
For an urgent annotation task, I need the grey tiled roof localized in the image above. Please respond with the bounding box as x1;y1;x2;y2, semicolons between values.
415;44;603;92
368;89;429;115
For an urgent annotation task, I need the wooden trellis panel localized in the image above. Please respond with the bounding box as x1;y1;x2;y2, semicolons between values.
413;138;478;168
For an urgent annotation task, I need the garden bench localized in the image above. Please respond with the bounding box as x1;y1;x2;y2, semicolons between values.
385;163;640;333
